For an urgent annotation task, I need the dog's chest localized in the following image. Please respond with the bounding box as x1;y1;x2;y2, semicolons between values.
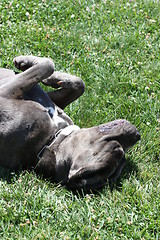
0;98;54;168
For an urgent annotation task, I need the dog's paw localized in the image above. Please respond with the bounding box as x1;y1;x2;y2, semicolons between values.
13;56;33;71
42;71;81;89
13;56;46;71
42;74;61;88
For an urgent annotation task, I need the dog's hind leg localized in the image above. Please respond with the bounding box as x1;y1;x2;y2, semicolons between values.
41;72;85;109
0;56;54;99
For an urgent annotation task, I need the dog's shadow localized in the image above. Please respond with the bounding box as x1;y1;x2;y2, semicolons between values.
0;157;139;195
108;156;139;192
0;166;21;183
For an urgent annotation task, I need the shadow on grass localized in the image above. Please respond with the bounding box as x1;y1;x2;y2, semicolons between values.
0;156;139;196
108;156;140;192
0;166;21;183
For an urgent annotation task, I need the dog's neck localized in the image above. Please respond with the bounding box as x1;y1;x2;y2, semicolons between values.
48;124;80;150
35;125;80;180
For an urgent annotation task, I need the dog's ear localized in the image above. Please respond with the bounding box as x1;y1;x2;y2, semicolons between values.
68;150;121;182
68;165;96;181
34;147;56;179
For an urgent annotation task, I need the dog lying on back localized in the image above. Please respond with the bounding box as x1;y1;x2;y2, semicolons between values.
0;56;140;190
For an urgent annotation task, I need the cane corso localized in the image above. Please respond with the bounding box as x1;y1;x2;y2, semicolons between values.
0;56;140;190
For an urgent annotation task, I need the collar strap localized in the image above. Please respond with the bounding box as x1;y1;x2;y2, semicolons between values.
37;134;58;160
37;125;80;160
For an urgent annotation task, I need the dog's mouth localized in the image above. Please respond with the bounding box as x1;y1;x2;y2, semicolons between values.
66;169;111;191
66;178;106;191
66;178;108;192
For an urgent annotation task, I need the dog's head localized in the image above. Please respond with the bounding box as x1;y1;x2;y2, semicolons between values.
52;120;140;191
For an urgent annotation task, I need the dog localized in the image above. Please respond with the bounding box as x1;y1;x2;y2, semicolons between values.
0;56;140;190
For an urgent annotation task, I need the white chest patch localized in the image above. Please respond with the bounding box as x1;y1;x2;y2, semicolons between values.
59;125;80;136
52;107;68;128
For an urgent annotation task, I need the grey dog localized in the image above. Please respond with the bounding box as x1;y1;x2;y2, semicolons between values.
0;56;140;190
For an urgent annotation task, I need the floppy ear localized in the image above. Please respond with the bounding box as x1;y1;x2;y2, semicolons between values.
68;164;99;181
34;147;56;179
68;144;124;181
68;161;119;181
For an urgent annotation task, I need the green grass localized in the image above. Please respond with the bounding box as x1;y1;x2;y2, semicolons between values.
0;0;159;239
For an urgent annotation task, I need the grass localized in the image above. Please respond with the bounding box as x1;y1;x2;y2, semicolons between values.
0;0;159;239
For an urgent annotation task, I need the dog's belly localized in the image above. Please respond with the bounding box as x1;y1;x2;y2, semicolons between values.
0;97;57;169
24;84;55;118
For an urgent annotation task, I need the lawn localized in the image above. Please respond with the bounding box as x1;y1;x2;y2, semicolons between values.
0;0;159;239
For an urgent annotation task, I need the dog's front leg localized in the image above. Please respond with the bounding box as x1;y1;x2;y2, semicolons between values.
42;72;85;109
0;56;54;99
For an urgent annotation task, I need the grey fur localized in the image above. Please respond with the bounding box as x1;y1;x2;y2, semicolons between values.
0;56;140;190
